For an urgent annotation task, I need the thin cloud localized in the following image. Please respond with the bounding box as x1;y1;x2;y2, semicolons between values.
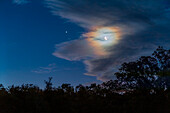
13;0;30;5
52;39;97;61
32;63;57;74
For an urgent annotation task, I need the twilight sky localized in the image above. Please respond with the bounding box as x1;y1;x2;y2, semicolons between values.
0;0;170;87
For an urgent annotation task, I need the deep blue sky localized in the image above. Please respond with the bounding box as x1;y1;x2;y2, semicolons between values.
0;0;169;88
0;0;99;88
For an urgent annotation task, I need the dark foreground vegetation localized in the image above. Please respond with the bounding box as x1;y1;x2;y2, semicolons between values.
0;46;170;113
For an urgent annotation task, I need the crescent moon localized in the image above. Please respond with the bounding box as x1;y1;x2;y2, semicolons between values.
104;36;108;40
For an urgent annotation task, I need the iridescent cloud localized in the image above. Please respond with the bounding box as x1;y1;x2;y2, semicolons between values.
45;0;170;81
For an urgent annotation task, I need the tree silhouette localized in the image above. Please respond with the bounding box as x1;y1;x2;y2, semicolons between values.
115;46;170;90
44;77;53;90
0;46;169;113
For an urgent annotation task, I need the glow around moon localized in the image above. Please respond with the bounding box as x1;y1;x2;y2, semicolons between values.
104;36;108;41
83;26;121;56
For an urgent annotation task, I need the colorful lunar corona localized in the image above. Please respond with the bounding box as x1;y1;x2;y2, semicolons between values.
84;26;121;56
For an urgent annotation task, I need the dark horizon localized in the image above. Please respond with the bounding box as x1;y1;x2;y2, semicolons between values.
0;46;169;112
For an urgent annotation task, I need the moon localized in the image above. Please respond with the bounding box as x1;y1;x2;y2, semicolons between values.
104;36;108;41
84;26;121;56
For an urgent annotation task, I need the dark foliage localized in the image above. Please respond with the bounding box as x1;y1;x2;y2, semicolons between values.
116;46;170;90
0;46;169;113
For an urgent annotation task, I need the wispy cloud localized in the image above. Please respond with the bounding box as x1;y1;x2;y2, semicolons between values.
45;0;170;81
32;63;57;74
13;0;30;5
52;39;97;61
32;63;79;74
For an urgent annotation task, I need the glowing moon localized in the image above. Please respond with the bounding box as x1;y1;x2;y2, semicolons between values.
83;26;122;56
104;36;108;41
